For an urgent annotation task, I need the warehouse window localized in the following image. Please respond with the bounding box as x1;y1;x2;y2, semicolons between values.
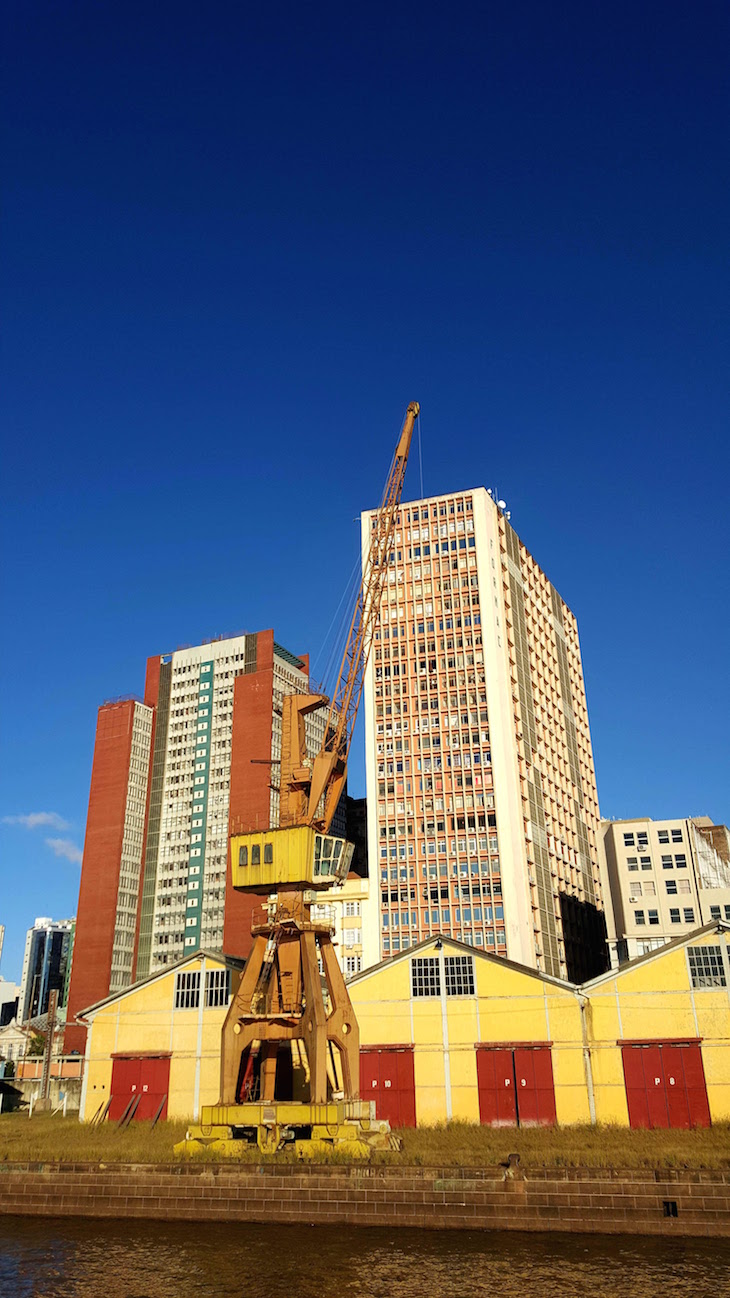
264;842;273;864
175;970;201;1009
411;956;441;997
687;944;726;989
238;845;248;867
251;844;261;865
445;954;475;996
205;968;231;1007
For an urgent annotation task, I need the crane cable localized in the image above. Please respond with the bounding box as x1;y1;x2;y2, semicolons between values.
311;550;362;691
417;409;424;500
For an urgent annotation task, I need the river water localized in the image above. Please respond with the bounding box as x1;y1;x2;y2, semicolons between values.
1;1217;728;1298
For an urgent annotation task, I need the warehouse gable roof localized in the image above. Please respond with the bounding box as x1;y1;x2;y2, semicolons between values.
580;921;730;990
348;933;577;993
75;949;245;1024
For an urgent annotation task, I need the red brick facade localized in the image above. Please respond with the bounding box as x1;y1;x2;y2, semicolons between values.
64;701;138;1054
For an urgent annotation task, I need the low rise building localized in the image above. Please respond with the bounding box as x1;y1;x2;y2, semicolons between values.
78;951;244;1123
76;923;730;1131
600;817;730;963
311;873;369;978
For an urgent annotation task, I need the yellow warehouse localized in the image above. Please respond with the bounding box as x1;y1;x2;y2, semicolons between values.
583;925;730;1128
76;925;730;1131
78;952;243;1123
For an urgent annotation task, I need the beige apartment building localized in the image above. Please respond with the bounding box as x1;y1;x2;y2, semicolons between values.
311;873;369;978
601;816;730;963
361;487;608;983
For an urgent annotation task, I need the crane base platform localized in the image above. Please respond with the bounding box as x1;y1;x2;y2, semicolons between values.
176;1099;400;1159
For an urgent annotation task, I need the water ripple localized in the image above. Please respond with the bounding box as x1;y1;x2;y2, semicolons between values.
0;1217;727;1298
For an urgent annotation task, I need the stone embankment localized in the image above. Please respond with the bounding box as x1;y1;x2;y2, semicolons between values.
1;1162;728;1236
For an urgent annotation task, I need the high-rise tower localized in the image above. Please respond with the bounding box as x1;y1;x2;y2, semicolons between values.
64;630;326;1051
361;488;608;982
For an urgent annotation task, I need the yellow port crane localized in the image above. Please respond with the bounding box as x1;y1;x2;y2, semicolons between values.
179;402;418;1158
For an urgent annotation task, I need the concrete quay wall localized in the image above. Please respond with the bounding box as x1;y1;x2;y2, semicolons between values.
0;1162;728;1237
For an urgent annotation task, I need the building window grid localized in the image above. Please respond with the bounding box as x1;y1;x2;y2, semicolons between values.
174;970;201;1009
411;956;441;997
687;944;727;989
204;968;231;1007
444;953;475;996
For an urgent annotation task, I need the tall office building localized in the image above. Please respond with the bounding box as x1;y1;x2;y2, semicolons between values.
362;487;608;982
601;816;730;963
65;629;327;1052
18;918;74;1023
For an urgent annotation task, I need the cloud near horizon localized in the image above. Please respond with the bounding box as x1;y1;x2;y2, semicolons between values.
2;811;71;831
45;836;83;865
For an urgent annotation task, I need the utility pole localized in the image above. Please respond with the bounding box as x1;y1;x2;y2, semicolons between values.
38;989;58;1112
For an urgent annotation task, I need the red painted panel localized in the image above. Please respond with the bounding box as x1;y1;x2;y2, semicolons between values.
662;1045;692;1130
678;1044;711;1129
643;1045;670;1129
622;1043;710;1130
360;1048;378;1098
360;1047;416;1128
476;1048;518;1126
622;1046;651;1129
109;1056;169;1122
109;1058;141;1120
514;1047;556;1126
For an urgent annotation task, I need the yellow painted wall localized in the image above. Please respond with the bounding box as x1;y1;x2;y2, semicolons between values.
80;932;730;1130
349;941;590;1126
587;931;730;1126
81;955;231;1122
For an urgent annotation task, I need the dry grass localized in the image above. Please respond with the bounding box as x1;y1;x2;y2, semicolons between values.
2;1112;730;1169
0;1113;192;1165
392;1120;730;1170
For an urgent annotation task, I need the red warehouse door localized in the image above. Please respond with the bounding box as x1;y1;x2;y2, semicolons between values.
513;1047;557;1126
476;1048;518;1126
109;1055;170;1122
477;1046;556;1127
360;1046;416;1128
621;1043;710;1130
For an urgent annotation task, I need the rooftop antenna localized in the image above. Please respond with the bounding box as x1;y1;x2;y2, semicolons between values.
488;488;510;520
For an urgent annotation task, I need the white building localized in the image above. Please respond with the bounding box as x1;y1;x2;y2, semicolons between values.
361;487;608;983
601;816;730;963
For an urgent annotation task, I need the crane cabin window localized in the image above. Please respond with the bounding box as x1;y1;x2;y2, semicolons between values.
238;845;248;867
251;844;261;866
264;842;273;864
314;834;343;878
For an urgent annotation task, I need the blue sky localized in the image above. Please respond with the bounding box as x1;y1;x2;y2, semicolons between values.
1;1;728;982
